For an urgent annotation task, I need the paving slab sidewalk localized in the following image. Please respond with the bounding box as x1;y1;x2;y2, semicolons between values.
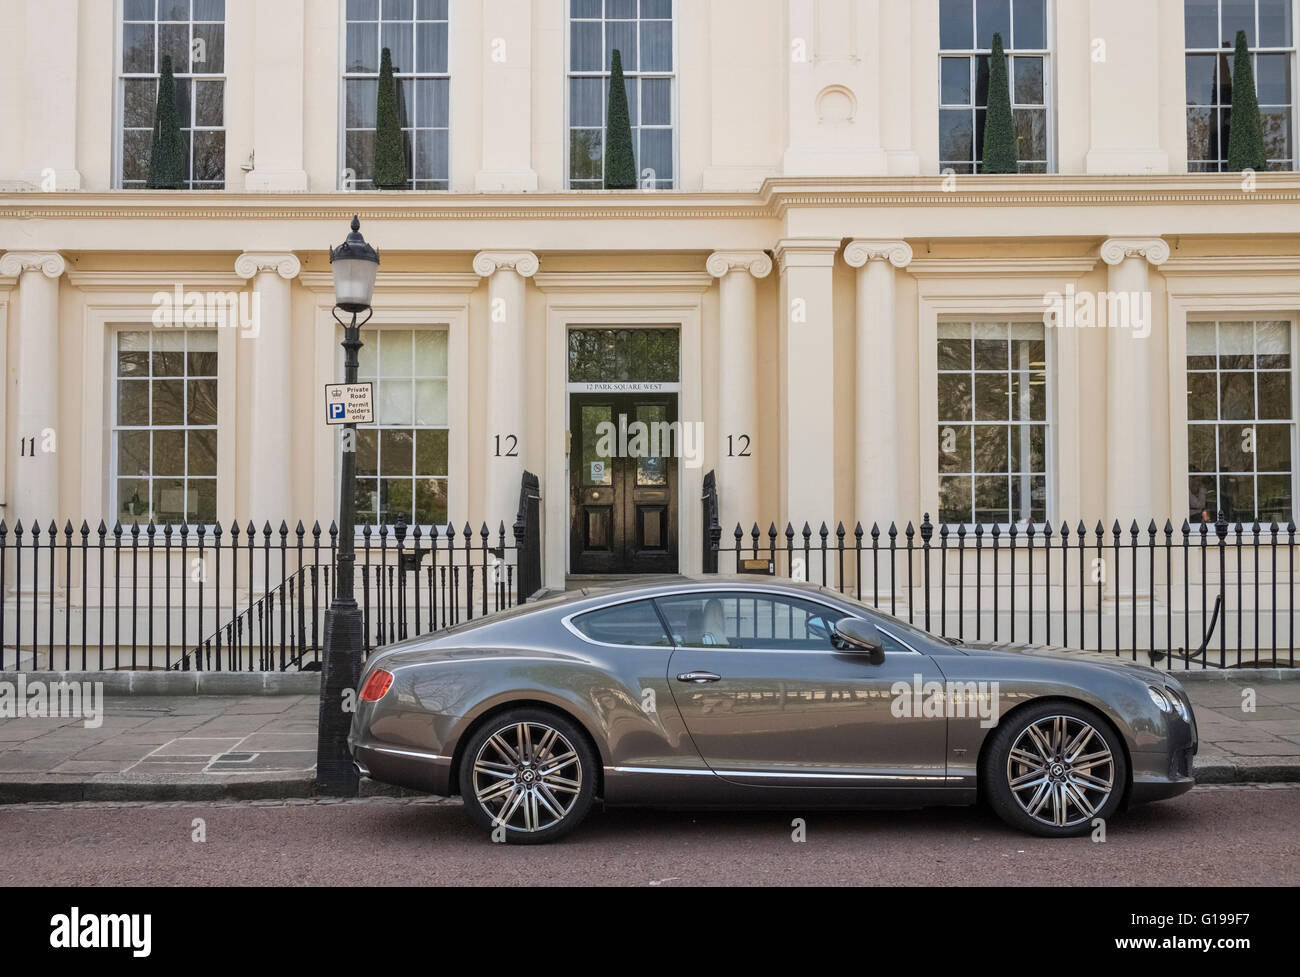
0;679;1298;802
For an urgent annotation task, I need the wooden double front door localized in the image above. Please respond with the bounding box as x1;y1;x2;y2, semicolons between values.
570;393;679;574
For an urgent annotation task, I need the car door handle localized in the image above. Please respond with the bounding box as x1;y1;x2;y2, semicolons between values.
676;671;721;684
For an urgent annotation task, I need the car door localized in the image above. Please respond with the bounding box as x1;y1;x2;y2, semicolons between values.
657;591;949;789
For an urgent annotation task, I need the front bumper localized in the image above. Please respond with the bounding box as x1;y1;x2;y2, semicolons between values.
1128;685;1198;804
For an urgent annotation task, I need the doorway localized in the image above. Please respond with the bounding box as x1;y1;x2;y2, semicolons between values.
569;392;679;574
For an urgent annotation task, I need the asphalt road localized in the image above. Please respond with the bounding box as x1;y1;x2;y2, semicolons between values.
2;785;1297;886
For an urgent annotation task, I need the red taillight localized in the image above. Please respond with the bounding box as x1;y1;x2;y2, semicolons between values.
360;669;394;702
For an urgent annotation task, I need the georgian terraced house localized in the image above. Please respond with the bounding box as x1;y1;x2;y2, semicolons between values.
2;0;1300;610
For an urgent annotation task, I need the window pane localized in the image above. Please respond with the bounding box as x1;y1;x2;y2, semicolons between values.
414;478;447;524
973;425;1009;473
640;127;673;182
187;378;217;424
1013;56;1043;103
570;128;604;182
380;429;414;476
939;475;973;523
1258;321;1290;368
1261;0;1293;46
1260;371;1292;419
152;379;184;425
415;20;447;73
1257;422;1292;471
380;329;412;373
570;77;604;126
939;424;972;472
640;20;672;71
976;0;1011;48
938;373;973;421
347;22;379;72
188;428;217;477
346;79;378;128
573;600;670;646
379;380;413;425
123;23;155;72
940;0;974;48
192;22;224;72
939;109;974;164
571;20;603;71
415;428;448;476
118;380;150;425
606;21;637;70
1186;0;1218;47
941;57;971;104
1188;424;1217;472
414;77;448;127
119;430;151;476
153;430;185;476
642;77;671;124
1223;0;1255;47
1012;0;1045;48
381;22;413;71
414;379;448;425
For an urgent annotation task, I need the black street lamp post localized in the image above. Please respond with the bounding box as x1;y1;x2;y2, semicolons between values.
316;215;380;796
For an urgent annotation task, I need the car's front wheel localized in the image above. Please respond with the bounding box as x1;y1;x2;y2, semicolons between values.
458;708;597;844
982;701;1128;838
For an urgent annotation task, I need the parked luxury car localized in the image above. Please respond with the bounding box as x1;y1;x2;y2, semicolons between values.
348;577;1197;844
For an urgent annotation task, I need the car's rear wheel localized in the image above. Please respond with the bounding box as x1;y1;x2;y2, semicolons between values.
982;701;1127;838
458;708;597;845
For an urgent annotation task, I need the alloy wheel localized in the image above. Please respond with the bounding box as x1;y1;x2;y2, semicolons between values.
1005;714;1115;828
471;721;584;833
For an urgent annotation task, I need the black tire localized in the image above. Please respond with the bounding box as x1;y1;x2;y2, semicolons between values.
457;707;598;845
981;700;1128;838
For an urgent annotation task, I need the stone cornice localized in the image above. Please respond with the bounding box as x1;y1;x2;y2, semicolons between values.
234;251;302;280
843;240;913;269
6;174;1300;224
0;250;66;278
473;250;540;278
1100;237;1170;267
706;250;773;279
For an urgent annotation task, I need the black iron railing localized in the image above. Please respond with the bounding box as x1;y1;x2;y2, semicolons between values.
702;487;1296;671
1;477;544;672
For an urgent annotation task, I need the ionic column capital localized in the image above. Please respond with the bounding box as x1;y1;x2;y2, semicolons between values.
1100;237;1170;268
706;250;773;280
844;240;913;270
473;251;540;279
0;251;66;279
235;252;302;280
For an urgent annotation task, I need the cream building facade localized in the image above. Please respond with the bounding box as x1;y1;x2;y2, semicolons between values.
0;0;1299;593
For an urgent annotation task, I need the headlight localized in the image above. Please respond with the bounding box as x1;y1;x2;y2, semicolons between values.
1147;685;1172;712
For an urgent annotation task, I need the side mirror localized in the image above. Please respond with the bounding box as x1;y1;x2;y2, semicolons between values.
831;617;885;665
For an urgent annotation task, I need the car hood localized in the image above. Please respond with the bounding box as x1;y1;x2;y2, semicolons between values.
956;641;1181;684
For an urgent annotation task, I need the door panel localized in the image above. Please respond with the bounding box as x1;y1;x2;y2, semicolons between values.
659;593;949;788
570;393;678;573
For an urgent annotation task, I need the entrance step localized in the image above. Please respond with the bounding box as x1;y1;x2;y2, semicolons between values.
563;574;646;592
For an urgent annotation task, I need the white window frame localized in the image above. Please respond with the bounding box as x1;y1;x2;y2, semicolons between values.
937;0;1054;174
1185;316;1299;527
564;0;679;190
109;327;220;527
346;324;452;531
1183;0;1297;173
337;0;453;191
114;0;227;190
935;316;1054;531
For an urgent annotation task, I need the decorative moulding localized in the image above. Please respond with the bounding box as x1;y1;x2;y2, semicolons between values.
234;252;302;280
472;251;540;278
1099;237;1171;267
0;251;66;278
843;240;913;269
705;251;773;279
65;270;246;289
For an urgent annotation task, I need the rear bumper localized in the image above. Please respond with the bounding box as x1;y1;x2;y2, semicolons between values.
350;740;454;795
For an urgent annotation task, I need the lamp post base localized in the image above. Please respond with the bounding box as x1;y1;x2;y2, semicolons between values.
316;603;363;796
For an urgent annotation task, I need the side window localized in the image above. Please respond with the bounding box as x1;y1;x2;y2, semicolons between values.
571;600;670;646
654;594;847;650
